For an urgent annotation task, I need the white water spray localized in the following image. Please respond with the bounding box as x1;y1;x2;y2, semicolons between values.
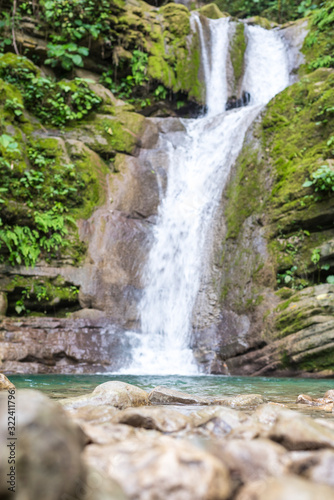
120;16;290;375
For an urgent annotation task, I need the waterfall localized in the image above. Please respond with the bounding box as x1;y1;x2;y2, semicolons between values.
119;15;290;375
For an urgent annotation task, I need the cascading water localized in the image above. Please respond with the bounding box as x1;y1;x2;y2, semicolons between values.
120;15;290;375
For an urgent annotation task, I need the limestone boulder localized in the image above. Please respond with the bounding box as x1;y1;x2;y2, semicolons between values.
84;434;232;500
0;390;85;500
115;406;191;432
110;154;161;219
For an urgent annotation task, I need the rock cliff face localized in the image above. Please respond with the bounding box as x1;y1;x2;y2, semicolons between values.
1;0;334;377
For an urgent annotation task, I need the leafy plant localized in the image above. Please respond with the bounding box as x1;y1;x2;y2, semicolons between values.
0;134;20;154
0;60;101;127
4;98;24;120
303;165;334;193
154;85;168;100
45;43;89;71
15;288;30;315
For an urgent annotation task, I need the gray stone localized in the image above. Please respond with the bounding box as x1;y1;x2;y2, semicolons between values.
268;412;334;450
84;434;232;500
0;390;85;500
115;406;191;432
212;438;288;483
60;381;149;410
148;386;209;405
236;476;334;500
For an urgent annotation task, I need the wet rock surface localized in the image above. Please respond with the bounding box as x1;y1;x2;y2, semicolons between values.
59;381;149;410
3;382;334;500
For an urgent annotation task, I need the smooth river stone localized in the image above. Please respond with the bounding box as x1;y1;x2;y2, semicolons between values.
212;394;266;408
236;476;334;500
114;406;191;432
59;381;149;410
148;386;209;405
65;404;119;425
80;422;153;445
211;438;288;483
268;412;334;450
288;449;334;487
252;404;300;426
84;434;232;500
190;406;249;430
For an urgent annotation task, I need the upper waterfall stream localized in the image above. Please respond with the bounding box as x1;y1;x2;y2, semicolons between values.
119;15;290;375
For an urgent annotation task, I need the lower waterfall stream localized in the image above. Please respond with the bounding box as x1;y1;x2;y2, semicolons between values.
120;14;290;375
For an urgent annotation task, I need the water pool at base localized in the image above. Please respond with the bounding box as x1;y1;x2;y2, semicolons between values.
9;374;334;419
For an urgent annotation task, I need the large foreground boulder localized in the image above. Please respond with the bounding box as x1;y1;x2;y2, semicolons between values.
84;434;232;500
0;390;85;500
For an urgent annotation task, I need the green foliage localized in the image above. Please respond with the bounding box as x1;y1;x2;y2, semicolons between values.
311;247;321;264
208;0;319;22
101;50;149;100
42;0;124;43
4;98;24;120
0;58;101;126
277;266;308;290
45;43;89;71
303;165;334;193
0;135;91;267
0;134;20;154
154;85;168;100
304;0;334;70
0;12;12;54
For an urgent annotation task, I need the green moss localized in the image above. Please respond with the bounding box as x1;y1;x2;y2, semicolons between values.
225;145;265;239
0;53;40;76
147;56;176;88
230;23;246;86
298;347;334;372
249;16;274;29
263;68;334;280
3;275;81;317
198;4;227;19
160;3;190;38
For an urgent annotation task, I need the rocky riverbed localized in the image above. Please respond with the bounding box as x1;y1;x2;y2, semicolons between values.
1;375;334;499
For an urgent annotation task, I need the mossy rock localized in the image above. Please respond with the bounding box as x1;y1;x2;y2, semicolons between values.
0;53;40;76
160;3;190;37
230;22;246;88
147;56;176;88
198;4;228;19
246;16;275;30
